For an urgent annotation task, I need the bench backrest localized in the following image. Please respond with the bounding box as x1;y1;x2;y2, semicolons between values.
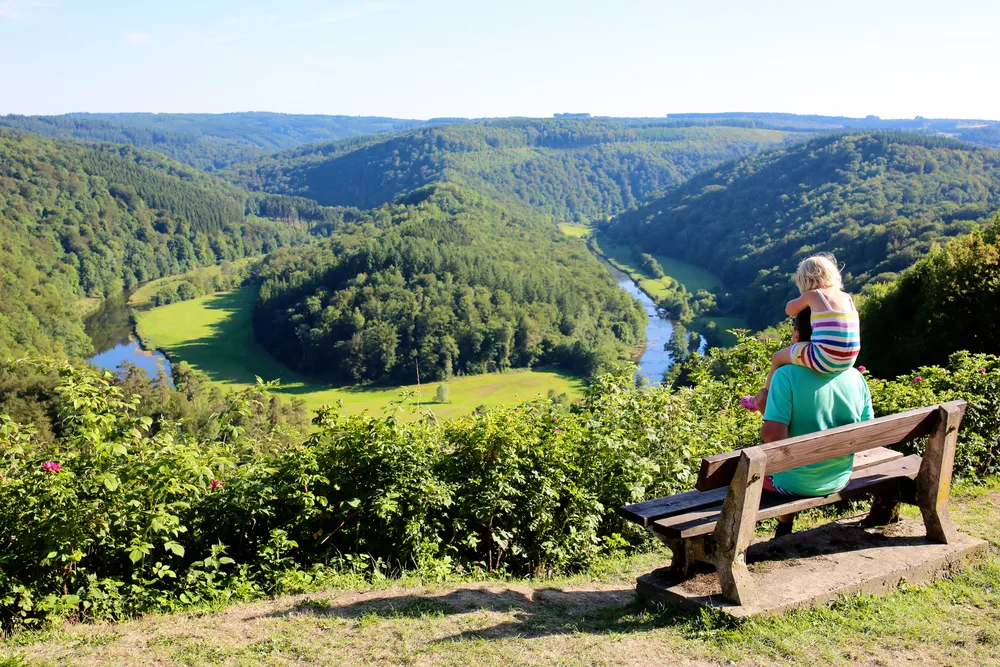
695;400;968;492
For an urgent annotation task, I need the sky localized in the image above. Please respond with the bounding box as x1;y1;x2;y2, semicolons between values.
2;0;998;120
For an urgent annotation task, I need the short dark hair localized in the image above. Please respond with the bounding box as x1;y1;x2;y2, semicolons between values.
794;307;812;342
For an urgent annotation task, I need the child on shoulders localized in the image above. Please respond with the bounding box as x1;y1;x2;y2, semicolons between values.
743;253;860;413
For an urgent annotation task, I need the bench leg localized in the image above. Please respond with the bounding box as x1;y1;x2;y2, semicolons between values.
916;404;962;544
862;487;902;527
652;533;708;578
711;448;766;606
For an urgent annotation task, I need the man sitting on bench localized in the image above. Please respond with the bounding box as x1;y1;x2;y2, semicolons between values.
759;308;875;536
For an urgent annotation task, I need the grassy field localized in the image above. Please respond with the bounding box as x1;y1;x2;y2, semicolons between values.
598;238;720;294
557;222;593;238
6;479;1000;666
129;259;258;309
135;287;584;419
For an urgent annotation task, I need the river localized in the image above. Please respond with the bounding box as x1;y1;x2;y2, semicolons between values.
604;262;694;384
84;294;173;385
84;269;685;387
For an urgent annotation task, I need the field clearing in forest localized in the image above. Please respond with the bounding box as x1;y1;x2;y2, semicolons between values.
136;286;584;419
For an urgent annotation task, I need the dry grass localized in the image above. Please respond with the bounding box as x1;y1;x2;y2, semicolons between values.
3;481;999;667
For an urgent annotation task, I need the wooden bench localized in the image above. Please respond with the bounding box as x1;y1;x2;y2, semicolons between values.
617;401;967;606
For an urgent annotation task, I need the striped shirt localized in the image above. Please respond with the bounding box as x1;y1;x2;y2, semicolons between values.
790;291;861;373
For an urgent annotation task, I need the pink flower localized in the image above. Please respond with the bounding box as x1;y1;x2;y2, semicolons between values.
551;418;557;423
210;480;224;490
979;368;988;374
857;365;867;372
554;428;564;434
41;461;61;473
913;376;924;383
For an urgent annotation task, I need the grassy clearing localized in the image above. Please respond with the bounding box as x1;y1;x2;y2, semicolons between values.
557;222;593;238
599;238;720;294
135;287;584;419
5;479;999;666
129;259;257;309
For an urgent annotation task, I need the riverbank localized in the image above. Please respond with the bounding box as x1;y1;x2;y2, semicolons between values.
584;232;747;347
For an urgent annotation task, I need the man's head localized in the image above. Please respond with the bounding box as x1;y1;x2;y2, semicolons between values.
792;307;812;344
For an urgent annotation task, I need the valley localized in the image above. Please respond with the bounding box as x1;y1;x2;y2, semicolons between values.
3;107;1000;645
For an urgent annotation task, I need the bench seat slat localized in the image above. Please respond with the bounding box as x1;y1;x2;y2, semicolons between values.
696;400;966;492
651;454;921;539
617;446;903;527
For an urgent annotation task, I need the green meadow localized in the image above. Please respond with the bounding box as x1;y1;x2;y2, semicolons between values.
135;287;584;419
557;222;593;237
129;258;257;308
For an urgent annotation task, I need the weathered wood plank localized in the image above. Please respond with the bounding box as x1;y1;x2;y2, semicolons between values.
618;447;903;527
652;455;922;539
711;447;766;605
696;401;966;491
917;404;963;544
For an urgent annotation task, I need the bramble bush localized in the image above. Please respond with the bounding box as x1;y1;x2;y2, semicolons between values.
0;335;997;631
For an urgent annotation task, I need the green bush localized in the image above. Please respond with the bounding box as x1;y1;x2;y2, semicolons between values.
1;338;997;630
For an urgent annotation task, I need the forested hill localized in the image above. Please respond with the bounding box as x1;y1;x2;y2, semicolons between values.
0;113;429;170
0;129;325;359
603;132;1000;329
253;184;646;383
222;119;803;221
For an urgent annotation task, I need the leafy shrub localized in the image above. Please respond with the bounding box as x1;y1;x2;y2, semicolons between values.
1;338;997;630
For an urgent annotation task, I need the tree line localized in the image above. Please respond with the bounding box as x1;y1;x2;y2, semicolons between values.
253;184;646;384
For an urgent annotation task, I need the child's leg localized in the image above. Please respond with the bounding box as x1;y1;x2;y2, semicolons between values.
752;346;793;413
764;345;793;390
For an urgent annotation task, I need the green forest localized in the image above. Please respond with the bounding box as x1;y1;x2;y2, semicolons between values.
0;129;331;360
0;113;429;170
253;184;646;383
603;132;1000;328
222;119;802;221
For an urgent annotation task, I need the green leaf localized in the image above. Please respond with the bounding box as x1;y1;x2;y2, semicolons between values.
128;549;143;564
101;474;120;492
165;541;185;557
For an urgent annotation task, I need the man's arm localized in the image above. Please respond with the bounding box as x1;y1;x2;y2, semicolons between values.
761;420;789;443
761;367;793;444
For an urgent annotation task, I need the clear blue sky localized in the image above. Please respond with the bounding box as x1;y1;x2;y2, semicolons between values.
2;0;998;119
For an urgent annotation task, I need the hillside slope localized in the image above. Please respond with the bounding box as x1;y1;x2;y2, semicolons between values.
604;132;1000;328
0;130;324;358
223;119;803;221
253;184;646;383
0;112;429;170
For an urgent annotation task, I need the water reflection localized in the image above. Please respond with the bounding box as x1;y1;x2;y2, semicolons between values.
85;294;173;385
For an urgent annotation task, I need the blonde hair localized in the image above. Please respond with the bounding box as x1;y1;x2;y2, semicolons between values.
795;253;843;292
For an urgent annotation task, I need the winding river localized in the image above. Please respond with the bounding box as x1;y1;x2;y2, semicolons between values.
85;268;687;387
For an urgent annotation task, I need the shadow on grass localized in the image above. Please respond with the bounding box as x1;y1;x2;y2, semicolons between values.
264;586;718;643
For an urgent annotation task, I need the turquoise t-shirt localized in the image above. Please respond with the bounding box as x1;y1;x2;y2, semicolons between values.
762;366;874;496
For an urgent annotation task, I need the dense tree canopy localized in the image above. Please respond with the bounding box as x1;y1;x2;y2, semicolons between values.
859;219;1000;377
604;132;1000;329
223;119;802;221
253;184;646;383
0;113;429;170
0;130;320;359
